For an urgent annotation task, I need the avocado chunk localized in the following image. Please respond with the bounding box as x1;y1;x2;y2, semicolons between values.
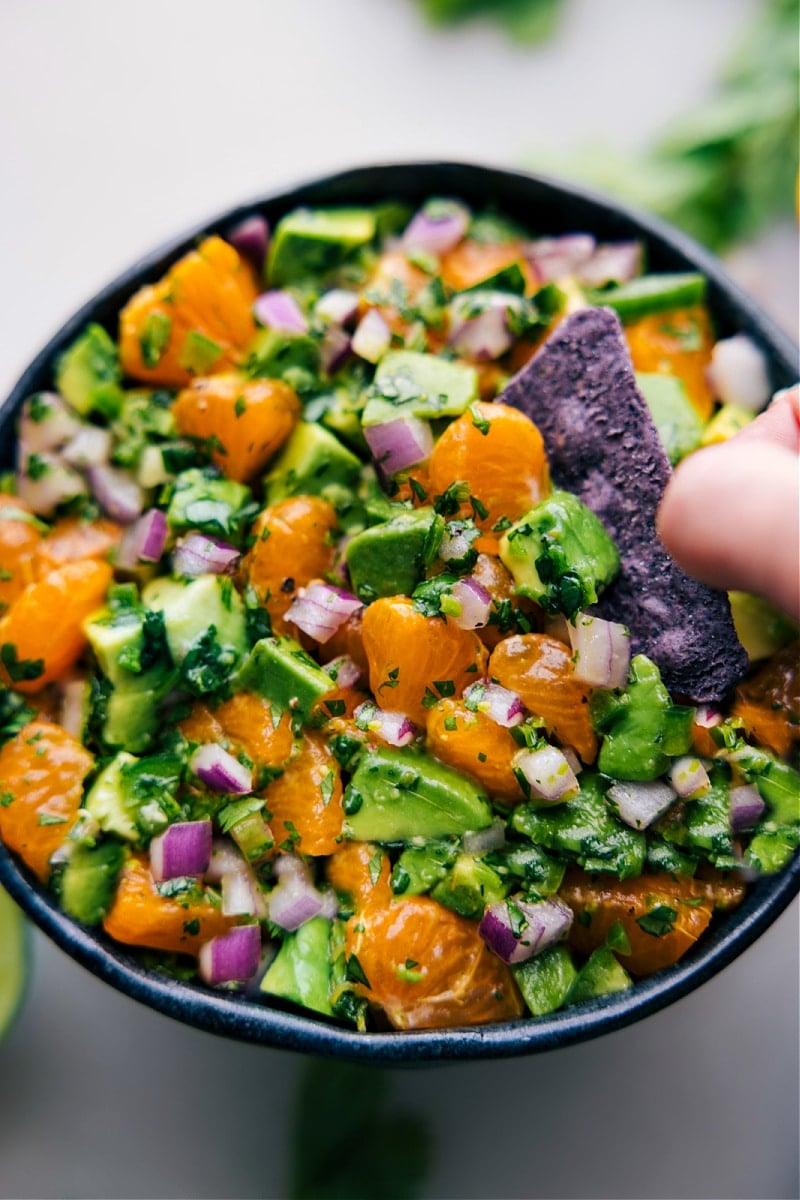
234;635;333;723
513;944;578;1016
345;506;442;603
430;853;508;920
484;841;566;897
85;607;148;688
55;323;124;419
587;272;706;322
512;773;646;879
635;372;704;465
260;916;334;1017
390;840;459;895
245;327;320;394
142;574;247;668
268;207;377;286
344;746;493;843
166;468;253;542
264;421;362;506
499;490;619;621
85;751;183;843
591;654;689;782
55;840;126;926
746;827;800;874
102;667;176;753
566;946;633;1005
362;350;479;427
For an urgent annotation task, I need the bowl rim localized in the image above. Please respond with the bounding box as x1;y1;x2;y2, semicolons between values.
1;159;798;1064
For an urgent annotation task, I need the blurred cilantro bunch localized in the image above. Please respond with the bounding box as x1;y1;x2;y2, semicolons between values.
417;0;564;44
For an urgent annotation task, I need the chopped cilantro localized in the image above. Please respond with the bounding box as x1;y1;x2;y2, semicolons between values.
636;904;678;938
1;643;44;683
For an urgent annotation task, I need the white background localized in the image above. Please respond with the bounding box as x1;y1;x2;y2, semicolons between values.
1;2;798;1198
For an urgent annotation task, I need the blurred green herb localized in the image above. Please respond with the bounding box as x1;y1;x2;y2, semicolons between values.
529;0;799;251
288;1059;432;1200
417;0;564;45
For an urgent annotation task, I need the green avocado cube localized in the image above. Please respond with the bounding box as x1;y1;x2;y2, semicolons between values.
344;746;493;844
268;207;376;286
513;944;578;1016
234;636;333;723
55;323;124;419
166;468;253;542
362;350;478;427
345;506;442;603
635;372;704;465
264;421;362;505
142;575;247;668
431;853;508;920
245;327;320;394
566;946;633;1005
591;654;676;782
390;840;459;895
260;917;334;1017
499;490;619;621
56;841;126;927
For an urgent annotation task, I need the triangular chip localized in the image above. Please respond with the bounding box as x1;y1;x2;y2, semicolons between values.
500;307;747;701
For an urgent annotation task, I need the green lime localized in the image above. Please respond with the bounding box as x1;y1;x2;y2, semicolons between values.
0;885;28;1039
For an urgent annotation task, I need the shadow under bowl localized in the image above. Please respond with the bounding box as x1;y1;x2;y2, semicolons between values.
1;161;798;1064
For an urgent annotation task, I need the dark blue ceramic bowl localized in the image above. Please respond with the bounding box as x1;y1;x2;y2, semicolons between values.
1;162;797;1063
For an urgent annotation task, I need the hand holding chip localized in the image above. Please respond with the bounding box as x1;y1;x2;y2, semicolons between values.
658;386;800;622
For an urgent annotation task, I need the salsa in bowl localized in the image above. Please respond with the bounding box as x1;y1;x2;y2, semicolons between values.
0;162;797;1062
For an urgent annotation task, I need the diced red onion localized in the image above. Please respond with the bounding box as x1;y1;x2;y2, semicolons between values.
402;203;470;256
253;289;308;334
729;784;766;832
87;464;144;524
116;508;168;569
172;532;240;577
568;614;631;689
561;746;582;777
668;755;711;799
227;215;269;274
462;819;506;857
191;744;253;795
286;582;362;645
268;855;329;932
19;392;81;452
315;288;360;326
464;680;525;728
61;426;113;468
58;677;86;739
205;839;247;884
320;325;351;375
707;335;771;411
16;450;87;516
695;704;722;730
150;819;212;882
221;864;267;918
137;445;172;489
575;241;642;287
363;414;433;475
525;234;596;282
607;780;677;830
449;577;492;630
479;896;573;965
514;746;580;803
354;701;416;748
322;655;362;689
199;924;262;985
352;309;392;363
439;520;479;565
449;295;514;361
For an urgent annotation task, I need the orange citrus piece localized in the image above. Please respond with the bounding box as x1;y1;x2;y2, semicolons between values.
440;239;536;294
179;692;295;772
426;697;522;801
625;305;715;420
0;720;93;882
119;236;258;387
33;517;120;575
0;502;41;613
173;372;300;483
325;841;393;910
264;732;344;856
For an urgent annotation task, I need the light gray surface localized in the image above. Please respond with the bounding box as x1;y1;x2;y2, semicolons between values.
1;3;797;1198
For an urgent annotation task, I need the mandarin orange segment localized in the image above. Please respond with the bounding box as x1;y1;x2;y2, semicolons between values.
731;642;800;759
0;719;93;882
264;732;344;856
119;236;258;387
102;852;234;955
242;496;338;636
0;559;113;692
426;697;522;801
560;870;714;976
625;305;715;420
344;895;523;1030
173;372;300;483
440;239;536;294
427;402;549;536
325;841;392;910
179;692;295;771
0;502;41;612
33;516;120;575
361;595;488;726
489;633;598;763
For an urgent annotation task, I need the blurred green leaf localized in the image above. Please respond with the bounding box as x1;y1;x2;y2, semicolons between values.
289;1059;432;1200
417;0;564;45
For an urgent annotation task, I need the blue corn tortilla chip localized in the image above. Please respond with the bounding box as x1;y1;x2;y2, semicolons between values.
499;306;748;701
